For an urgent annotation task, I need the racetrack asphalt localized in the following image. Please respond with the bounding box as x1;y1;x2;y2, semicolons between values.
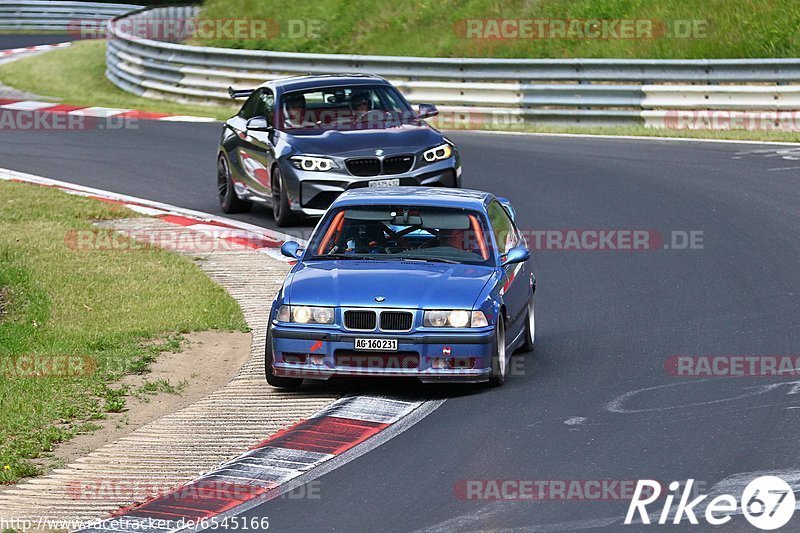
0;33;75;49
1;78;800;530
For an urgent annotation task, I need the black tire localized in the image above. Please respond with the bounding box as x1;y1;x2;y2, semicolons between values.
218;154;251;214
271;167;299;227
487;319;507;387
520;298;535;353
265;329;303;390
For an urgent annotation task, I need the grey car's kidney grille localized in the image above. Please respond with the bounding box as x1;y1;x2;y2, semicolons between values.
344;310;377;330
346;158;381;177
380;311;413;331
382;155;414;175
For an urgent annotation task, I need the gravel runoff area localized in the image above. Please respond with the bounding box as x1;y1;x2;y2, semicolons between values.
0;217;340;524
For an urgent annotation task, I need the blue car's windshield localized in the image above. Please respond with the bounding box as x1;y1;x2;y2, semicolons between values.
279;85;417;132
307;205;496;266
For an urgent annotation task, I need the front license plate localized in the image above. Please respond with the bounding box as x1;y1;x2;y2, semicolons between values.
354;338;398;351
369;178;400;188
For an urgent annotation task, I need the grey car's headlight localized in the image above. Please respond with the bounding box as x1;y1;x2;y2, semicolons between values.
422;143;453;163
290;156;336;172
423;310;488;328
277;305;334;324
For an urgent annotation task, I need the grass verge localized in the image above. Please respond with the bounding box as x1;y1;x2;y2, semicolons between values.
0;180;247;483
197;0;800;59
0;40;237;120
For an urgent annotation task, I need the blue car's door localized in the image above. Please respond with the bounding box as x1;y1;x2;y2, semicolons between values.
487;200;529;343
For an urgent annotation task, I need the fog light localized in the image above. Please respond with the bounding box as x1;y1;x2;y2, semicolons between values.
309;354;325;365
431;357;448;369
449;357;476;369
283;354;307;364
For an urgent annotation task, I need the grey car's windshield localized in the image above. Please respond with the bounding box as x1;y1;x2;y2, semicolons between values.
307;205;496;266
278;85;416;132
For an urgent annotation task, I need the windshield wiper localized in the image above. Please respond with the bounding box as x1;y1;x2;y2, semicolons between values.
309;253;380;260
395;256;459;264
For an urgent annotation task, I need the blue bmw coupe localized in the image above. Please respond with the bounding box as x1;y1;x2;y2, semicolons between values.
267;187;535;388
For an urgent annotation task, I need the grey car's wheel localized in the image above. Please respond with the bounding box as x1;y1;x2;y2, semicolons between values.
521;298;535;353
218;155;251;213
488;319;507;387
271;167;299;227
265;329;302;390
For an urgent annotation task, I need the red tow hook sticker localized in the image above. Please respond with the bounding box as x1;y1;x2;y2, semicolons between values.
310;340;323;352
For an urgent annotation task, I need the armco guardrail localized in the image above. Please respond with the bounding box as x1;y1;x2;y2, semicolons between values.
106;6;800;128
0;0;140;32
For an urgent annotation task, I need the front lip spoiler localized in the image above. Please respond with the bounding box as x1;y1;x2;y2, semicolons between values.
272;364;492;383
271;327;495;344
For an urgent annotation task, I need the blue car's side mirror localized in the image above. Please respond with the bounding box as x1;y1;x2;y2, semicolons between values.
502;245;530;266
281;240;303;259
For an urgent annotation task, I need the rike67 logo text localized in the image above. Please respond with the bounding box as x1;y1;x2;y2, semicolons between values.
625;476;795;530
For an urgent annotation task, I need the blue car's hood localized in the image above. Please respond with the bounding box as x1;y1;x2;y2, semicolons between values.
282;124;444;157
286;260;494;309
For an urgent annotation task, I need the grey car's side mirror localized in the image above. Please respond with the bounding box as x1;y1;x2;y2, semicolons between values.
246;116;273;132
501;246;530;266
418;103;439;119
281;241;303;259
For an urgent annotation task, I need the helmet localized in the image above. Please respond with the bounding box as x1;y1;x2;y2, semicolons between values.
284;92;306;109
350;90;372;111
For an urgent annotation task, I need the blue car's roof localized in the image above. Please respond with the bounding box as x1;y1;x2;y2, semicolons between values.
262;74;390;94
332;187;495;211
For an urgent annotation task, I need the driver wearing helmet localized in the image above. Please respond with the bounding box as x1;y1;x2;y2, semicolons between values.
350;90;372;120
283;92;309;128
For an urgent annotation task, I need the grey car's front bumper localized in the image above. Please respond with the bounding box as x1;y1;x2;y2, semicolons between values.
280;157;462;216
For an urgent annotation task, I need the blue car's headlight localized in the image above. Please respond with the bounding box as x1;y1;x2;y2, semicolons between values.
290;156;336;172
422;143;452;163
277;305;335;325
424;310;488;328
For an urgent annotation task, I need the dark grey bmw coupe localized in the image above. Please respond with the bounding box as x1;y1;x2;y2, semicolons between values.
217;74;462;226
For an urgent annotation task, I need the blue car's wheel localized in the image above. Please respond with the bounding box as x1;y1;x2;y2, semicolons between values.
488;319;507;387
521;298;535;353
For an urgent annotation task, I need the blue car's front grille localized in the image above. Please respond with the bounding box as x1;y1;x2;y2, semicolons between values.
380;311;413;331
344;310;377;330
346;158;381;177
